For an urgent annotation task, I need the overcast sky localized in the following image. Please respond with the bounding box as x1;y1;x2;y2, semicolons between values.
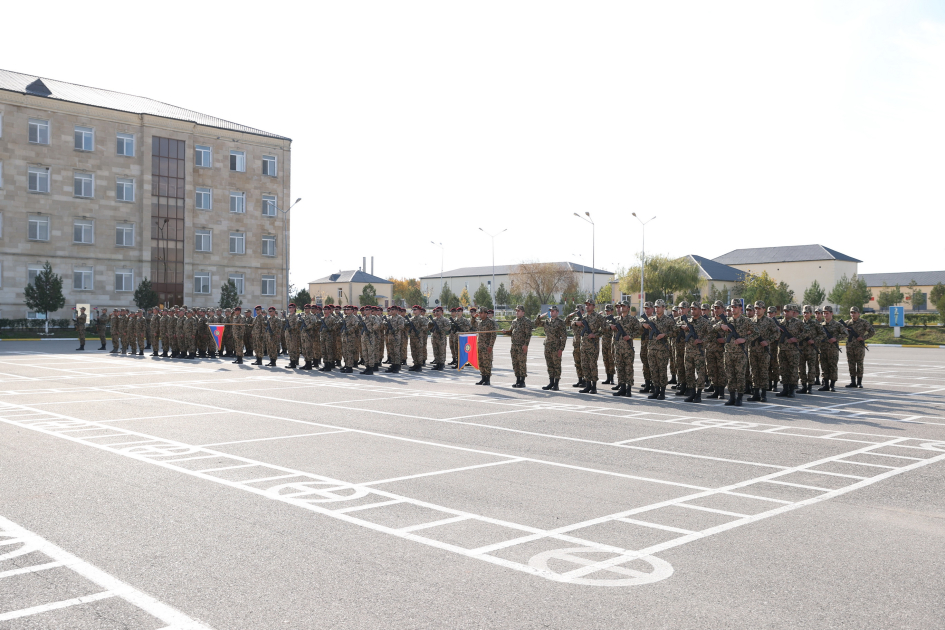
5;1;944;288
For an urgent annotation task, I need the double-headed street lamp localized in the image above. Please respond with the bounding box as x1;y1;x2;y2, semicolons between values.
280;197;302;310
573;212;595;297
632;213;656;307
478;228;506;308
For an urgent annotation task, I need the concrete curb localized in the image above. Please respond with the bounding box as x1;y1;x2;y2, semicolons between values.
1;338;80;341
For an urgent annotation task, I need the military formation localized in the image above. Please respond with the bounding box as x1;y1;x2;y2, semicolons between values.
85;298;874;404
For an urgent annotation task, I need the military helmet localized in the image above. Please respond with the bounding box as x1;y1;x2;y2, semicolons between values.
678;300;689;308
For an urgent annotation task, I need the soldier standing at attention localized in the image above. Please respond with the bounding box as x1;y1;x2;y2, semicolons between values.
668;306;680;388
744;304;755;387
600;304;616;386
399;306;410;366
818;306;843;391
611;301;641;397
448;307;460;367
406;306;425;372
384;306;405;373
230;307;245;364
299;304;314;370
430;306;451;370
638;302;654;393
678;303;708;403
475;309;497;385
75;307;87;351
714;299;754;406
120;309;132;355
251;306;267;366
505;305;534;388
704;301;726;399
565;307;585;389
143;308;152;351
798;305;825;394
182;309;196;359
96;308;109;351
844;306;874;388
573;300;605;394
318;305;334;370
265;307;283;367
285;303;302;369
135;310;147;356
775;304;804;398
340;305;360;373
310;304;323;369
671;302;691;396
643;299;676;400
747;301;777;402
332;306;345;366
535;306;567;391
358;306;375;375
159;309;171;357
814;308;825;385
149;308;160;356
767;306;781;392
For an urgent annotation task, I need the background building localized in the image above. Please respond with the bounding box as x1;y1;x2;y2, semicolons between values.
712;244;860;304
420;262;612;306
684;254;746;304
860;270;945;311
308;270;393;307
0;69;291;318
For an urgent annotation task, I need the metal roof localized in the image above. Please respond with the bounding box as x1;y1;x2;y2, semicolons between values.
859;271;945;287
309;270;393;285
0;68;290;141
684;255;746;283
419;262;612;280
713;244;861;265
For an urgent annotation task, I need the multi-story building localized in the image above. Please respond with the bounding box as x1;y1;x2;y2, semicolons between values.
0;68;291;318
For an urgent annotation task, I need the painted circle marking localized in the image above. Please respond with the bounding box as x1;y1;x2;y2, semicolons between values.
528;547;673;587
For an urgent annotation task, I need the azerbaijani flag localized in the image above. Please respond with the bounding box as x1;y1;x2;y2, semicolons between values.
458;333;478;371
209;324;225;351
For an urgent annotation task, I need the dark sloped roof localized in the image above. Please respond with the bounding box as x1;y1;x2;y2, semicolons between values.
0;68;289;140
685;255;746;282
419;262;612;280
859;271;945;287
309;270;392;285
713;244;861;265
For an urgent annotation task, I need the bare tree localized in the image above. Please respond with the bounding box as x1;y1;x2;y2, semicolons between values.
509;262;577;304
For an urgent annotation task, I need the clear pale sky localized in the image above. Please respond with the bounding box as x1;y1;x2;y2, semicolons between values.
4;1;943;288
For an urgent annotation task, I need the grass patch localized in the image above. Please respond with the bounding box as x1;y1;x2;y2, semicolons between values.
862;326;945;346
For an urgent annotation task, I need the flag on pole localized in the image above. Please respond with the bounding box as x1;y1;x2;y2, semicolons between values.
458;333;479;370
209;324;225;351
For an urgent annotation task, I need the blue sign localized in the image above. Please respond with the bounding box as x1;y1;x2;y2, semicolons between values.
889;306;904;327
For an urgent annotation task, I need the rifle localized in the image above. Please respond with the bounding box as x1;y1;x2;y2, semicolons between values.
574;310;591;337
266;318;273;335
382;316;395;334
771;318;796;346
638;312;660;341
838;319;869;351
428;316;440;334
801;320;821;355
719;315;748;357
821;322;842;353
357;314;372;335
680;315;705;357
607;315;630;342
406;316;420;337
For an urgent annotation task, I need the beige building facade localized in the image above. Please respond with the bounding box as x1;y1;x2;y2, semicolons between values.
860;271;945;311
0;69;291;319
308;270;394;307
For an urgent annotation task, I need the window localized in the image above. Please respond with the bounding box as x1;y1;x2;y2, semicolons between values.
116;223;134;247
262;194;276;216
73;219;94;244
262;155;277;176
195;229;212;252
262;235;276;257
74;172;94;198
28;119;49;144
28;166;50;193
338;288;343;300
115;268;133;291
229;232;245;254
229;150;245;172
228;273;245;295
28;265;44;285
195;145;211;167
229;192;245;213
194;272;211;294
117;133;134;156
27;312;47;320
116;178;134;202
73;267;93;291
28;216;49;241
262;275;276;296
74;126;94;151
195;187;212;210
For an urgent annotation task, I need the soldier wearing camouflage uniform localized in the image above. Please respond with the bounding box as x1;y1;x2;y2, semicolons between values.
405;306;425;372
283;303;301;369
642;299;676;400
384;306;405;373
535;306;567;391
429;307;451;370
817;306;843;391
745;300;777;402
638;302;654;393
775;304;804;398
251;306;267;366
358;306;375;375
505;305;534;388
229;307;245;364
475;309;497;385
96;308;109;351
813;308;825;384
610;301;641;397
265;307;283;367
843;307;874;388
74;307;87;351
798;305;825;394
704;301;728;398
714;299;754;406
573;300;605;394
600;304;616;385
678;302;709;403
564;307;585;388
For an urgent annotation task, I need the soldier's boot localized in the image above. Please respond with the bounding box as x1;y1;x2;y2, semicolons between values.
692;389;704;403
748;388;762;402
110;348;118;354
573;379;586;388
760;389;767;402
613;384;626;397
668;374;677;386
776;384;790;397
639;381;652;394
817;381;831;391
267;359;277;367
99;343;107;350
235;356;243;364
590;382;597;394
392;364;402;373
829;380;836;392
656;386;666;400
437;363;446;371
602;374;613;385
401;359;407;365
800;383;810;394
683;388;695;402
734;392;743;407
551;379;560;391
814;377;821;385
542;379;554;390
511;377;523;389
787;385;797;398
845;378;857;388
151;349;158;357
138;350;144;356
612;382;622;390
252;357;262;366
302;360;313;370
724;391;737;406
647;386;660;400
857;376;863;388
579;381;593;393
320;362;333;372
706;385;720;399
675;383;688;396
771;380;778;392
481;376;491;386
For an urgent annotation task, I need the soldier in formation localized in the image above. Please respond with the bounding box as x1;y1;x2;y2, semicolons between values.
74;307;87;351
504;305;534;388
535;305;567;391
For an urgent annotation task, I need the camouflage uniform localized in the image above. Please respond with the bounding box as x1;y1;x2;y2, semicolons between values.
768;308;781;390
612;305;641;394
358;309;375;372
319;307;335;367
677;311;708;400
252;308;268;365
644;303;676;397
430;311;452;368
844;311;874;386
535;310;567;387
286;307;302;367
638;306;653;391
775;307;805;396
96;310;108;349
799;308;825;391
714;304;754;402
748;306;778;400
477;313;497;382
506;307;534;385
406;312;425;370
564;310;585;385
385;309;404;370
266;310;284;364
135;313;147;354
578;306;605;389
819;310;844;388
600;305;616;384
75;311;87;350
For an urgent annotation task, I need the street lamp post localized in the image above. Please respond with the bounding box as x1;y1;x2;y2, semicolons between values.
632;213;656;308
571;253;586;294
479;228;506;308
279;198;302;310
573;212;595;298
430;241;444;303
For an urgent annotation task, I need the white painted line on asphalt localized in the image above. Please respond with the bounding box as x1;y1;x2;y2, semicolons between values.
0;591;117;622
863;452;924;461
803;469;868;480
675;504;750;518
198;430;351;448
398;515;471;533
615;518;695;535
0;561;65;578
97;412;225;424
194;463;259;473
359;458;526;486
238;473;301;484
722;491;792;505
832;459;897;469
763;480;832;492
612;426;713;445
332;499;404;513
162;454;222;463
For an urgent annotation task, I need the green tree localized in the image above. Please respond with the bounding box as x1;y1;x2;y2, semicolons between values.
459;288;471;307
133;278;160;310
23;261;65;335
827;274;871;312
619;254;701;303
773;281;795;308
472;283;493;309
523;292;541;317
876;282;904;311
438;283;459;309
359;283;378;306
219;280;242;309
734;271;779;306
907;279;926;310
495;283;510;308
290;287;312;307
323;295;334;306
802;280;826;308
932;283;945;323
595;284;612;306
403;284;426;308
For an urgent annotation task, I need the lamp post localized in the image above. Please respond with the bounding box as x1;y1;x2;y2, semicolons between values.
632;213;656;308
571;252;586;294
430;241;443;304
479;228;506;308
279;198;302;310
573;212;595;298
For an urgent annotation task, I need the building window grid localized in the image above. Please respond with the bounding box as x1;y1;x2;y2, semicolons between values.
73;220;94;244
229;274;245;295
194;273;211;294
117;133;134;156
262;275;276;296
230;151;245;172
74;172;94;198
262;195;277;216
196;187;212;210
74;126;94;151
230;192;246;214
28;216;50;241
73;267;93;291
262;155;277;176
115;269;133;292
116;223;134;247
229;232;245;255
28;166;50;193
195;145;211;167
262;235;276;257
29;119;49;144
116;178;135;202
195;229;212;252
